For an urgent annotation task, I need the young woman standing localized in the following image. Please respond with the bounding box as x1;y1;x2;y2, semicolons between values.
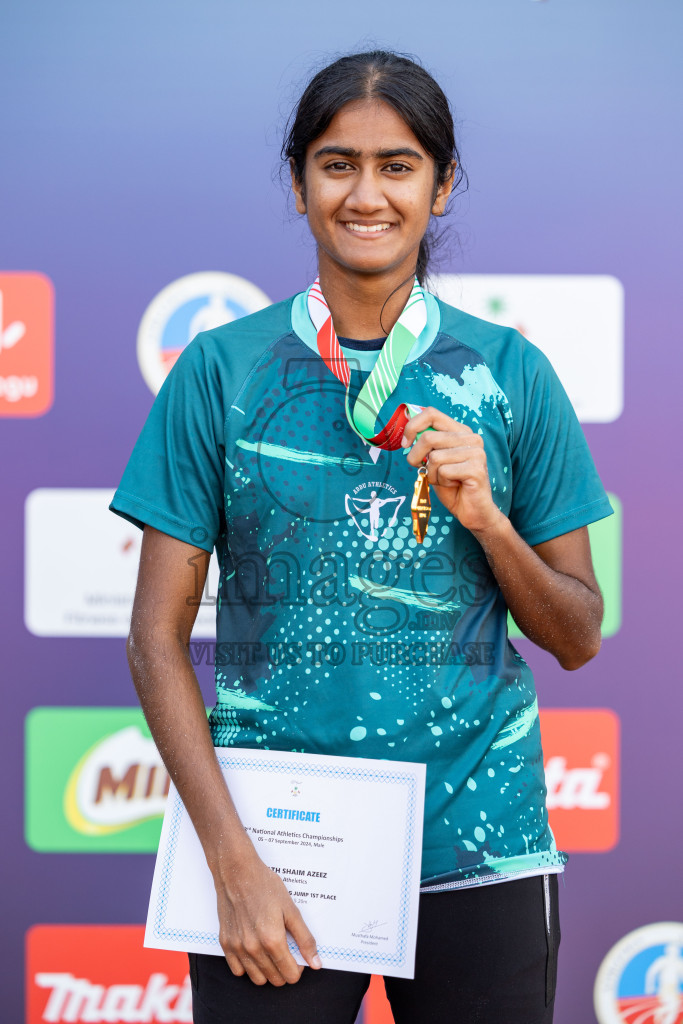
111;50;612;1024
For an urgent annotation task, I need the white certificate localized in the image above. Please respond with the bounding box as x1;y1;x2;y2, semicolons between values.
145;747;426;979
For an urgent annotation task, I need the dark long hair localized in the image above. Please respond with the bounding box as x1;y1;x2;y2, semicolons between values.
282;50;465;285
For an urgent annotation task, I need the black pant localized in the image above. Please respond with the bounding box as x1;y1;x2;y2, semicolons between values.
189;873;561;1024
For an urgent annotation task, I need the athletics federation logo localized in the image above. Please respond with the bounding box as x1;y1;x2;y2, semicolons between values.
137;272;271;394
345;481;406;542
594;922;683;1024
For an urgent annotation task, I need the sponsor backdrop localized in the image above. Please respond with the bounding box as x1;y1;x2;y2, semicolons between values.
2;1;681;1021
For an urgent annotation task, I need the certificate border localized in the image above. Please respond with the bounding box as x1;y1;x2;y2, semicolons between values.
152;752;421;969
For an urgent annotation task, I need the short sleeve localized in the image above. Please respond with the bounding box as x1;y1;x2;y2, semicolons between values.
109;335;226;553
508;342;613;546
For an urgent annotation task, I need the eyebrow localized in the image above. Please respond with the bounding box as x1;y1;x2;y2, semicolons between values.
312;145;424;161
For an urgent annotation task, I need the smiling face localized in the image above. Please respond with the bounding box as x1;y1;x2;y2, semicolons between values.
291;99;454;288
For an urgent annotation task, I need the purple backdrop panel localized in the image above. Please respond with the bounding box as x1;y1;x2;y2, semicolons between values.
2;1;682;1022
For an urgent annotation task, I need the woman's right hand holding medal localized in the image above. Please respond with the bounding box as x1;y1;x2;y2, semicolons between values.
402;406;506;538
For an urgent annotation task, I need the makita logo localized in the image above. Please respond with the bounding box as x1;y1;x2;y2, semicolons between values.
545;753;611;810
65;726;169;835
26;926;191;1024
539;708;620;853
34;971;191;1023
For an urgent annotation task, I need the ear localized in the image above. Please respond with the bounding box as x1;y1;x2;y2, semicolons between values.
290;159;306;215
431;161;457;216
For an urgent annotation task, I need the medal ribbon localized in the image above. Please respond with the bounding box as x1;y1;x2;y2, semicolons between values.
307;277;426;450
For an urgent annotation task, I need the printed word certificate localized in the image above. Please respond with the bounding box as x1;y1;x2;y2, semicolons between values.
145;747;426;978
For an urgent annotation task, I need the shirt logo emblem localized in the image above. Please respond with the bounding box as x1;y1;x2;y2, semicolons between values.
345;481;405;542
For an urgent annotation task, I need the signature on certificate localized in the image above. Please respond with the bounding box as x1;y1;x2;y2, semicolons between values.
359;920;388;935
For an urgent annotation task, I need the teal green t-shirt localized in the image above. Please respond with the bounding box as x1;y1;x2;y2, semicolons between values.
111;290;612;889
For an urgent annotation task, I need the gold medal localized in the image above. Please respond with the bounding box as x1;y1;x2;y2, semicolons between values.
411;465;431;543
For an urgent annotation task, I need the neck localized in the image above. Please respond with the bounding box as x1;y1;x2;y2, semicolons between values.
317;260;417;340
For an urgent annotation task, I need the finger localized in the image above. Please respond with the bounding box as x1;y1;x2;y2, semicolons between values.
285;904;322;971
260;932;305;985
402;406;455;439
239;944;288;987
231;951;270;986
244;961;275;987
429;459;489;489
250;917;305;985
407;430;482;466
223;950;246;978
271;951;305;985
427;445;486;472
427;444;486;470
401;406;467;444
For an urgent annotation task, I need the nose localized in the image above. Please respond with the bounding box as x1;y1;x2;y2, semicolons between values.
346;168;388;213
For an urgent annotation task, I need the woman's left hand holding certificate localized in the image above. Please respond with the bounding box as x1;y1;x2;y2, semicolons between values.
212;837;322;985
127;525;322;986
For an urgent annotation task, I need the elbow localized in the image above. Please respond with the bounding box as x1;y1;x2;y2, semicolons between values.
126;629;149;690
126;629;141;668
125;621;161;683
126;619;151;663
126;620;189;680
557;632;602;671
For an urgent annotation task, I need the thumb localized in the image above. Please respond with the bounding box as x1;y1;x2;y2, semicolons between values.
285;903;322;970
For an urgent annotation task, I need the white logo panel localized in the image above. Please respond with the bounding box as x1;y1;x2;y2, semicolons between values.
433;274;624;423
25;488;218;637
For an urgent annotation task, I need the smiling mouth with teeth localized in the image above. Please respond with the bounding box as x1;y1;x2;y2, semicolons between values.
343;222;392;233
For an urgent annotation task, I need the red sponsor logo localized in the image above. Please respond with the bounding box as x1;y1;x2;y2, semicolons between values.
0;272;54;416
26;926;191;1023
540;708;620;852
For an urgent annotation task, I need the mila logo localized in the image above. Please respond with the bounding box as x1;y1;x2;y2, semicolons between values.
64;726;169;835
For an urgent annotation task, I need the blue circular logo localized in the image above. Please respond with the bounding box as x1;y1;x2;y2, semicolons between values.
137;271;271;394
594;922;683;1024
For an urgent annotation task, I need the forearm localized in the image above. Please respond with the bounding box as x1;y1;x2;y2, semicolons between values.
472;513;603;670
126;527;320;983
126;627;256;877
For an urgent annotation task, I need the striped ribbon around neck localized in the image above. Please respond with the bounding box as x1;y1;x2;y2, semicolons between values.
307;277;426;450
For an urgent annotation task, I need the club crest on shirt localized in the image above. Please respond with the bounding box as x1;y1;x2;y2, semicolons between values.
345;481;406;542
